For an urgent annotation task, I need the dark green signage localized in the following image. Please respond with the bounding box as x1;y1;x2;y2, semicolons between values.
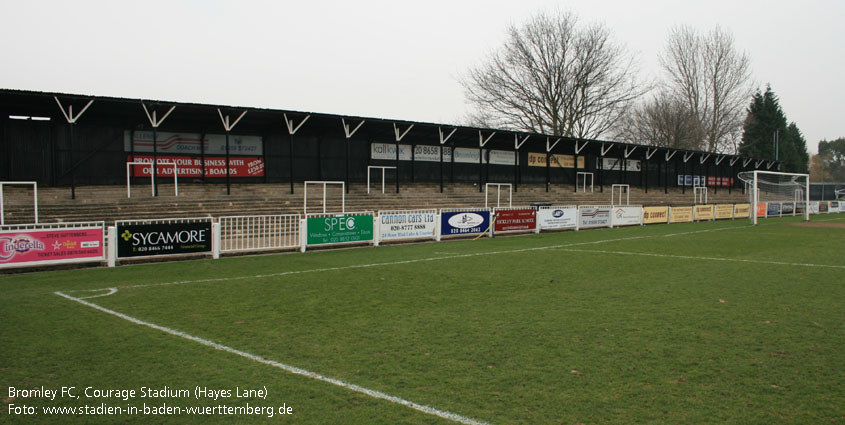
306;215;373;245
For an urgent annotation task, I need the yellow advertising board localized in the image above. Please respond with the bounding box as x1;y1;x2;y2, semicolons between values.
734;203;750;218
714;204;734;220
694;205;714;221
670;206;693;223
642;206;669;224
527;152;586;169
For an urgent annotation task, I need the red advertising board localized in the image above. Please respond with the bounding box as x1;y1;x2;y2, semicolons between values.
127;155;265;178
0;227;104;268
494;208;536;232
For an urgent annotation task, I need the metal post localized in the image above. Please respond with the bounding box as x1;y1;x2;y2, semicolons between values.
200;130;207;183
153;126;158;197
439;143;444;193
395;139;400;194
289;133;295;194
225;130;231;195
69;123;76;200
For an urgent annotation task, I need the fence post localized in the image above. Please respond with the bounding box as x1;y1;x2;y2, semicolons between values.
107;226;116;267
435;212;441;242
373;214;380;247
300;218;307;253
212;222;221;259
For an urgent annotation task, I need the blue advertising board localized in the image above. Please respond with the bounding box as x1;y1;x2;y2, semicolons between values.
440;210;491;236
766;202;782;216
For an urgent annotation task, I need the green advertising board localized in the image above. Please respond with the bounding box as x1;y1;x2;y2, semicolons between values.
306;215;374;245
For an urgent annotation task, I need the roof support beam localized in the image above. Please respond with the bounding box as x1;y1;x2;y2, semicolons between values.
342;118;365;138
767;161;776;170
699;153;711;164
743;158;754;167
217;108;248;195
439;127;457;145
574;140;589;154
715;155;726;165
142;103;175;128
54;96;95;200
645;148;658;160
479;131;496;147
755;159;765;168
665;150;678;162
284;113;310;135
141;102;176;197
54;96;94;124
683;152;695;163
547;137;562;152
600;143;614;156
729;157;741;166
393;123;414;142
515;134;529;150
624;145;637;158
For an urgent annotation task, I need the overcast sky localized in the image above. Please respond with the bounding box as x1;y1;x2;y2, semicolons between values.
1;0;841;153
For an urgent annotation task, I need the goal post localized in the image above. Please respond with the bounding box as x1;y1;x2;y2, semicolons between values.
738;170;809;225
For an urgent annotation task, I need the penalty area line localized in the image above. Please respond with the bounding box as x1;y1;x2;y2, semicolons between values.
54;291;492;425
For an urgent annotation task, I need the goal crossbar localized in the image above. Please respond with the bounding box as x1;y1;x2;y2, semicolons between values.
304;181;345;214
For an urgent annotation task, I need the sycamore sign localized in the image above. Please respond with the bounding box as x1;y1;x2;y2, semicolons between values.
306;215;374;245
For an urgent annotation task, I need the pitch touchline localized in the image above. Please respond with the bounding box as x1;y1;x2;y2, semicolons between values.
557;248;845;269
54;291;492;425
65;225;748;295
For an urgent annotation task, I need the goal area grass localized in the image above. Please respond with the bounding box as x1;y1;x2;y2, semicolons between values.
2;215;843;424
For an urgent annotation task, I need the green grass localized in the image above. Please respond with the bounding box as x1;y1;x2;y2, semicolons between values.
2;216;844;424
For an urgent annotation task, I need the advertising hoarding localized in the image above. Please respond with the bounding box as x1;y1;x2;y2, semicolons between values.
127;155;264;178
670;206;693;223
0;226;104;268
714;204;734;219
307;214;374;245
767;202;782;216
125;131;264;155
694;205;714;221
578;206;611;228
611;206;642;227
642;206;669;224
440;210;491;236
527;153;585;168
734;203;751;218
117;220;212;258
378;210;437;241
537;207;578;230
493;208;536;232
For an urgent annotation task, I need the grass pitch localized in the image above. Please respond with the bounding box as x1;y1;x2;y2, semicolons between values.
2;216;844;424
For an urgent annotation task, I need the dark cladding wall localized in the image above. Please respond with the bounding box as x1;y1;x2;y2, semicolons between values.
1;117;752;191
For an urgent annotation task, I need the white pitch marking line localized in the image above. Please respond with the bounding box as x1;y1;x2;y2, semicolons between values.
63;225;751;296
54;291;492;425
557;248;845;269
77;287;118;299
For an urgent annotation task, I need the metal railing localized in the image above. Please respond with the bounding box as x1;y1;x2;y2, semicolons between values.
219;214;301;253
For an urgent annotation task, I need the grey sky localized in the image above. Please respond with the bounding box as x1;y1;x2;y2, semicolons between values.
1;0;841;153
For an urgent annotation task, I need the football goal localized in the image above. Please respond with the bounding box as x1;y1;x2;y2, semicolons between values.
738;170;809;225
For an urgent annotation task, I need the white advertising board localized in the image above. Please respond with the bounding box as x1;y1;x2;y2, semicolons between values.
537;206;578;230
578;206;612;229
611;206;643;227
371;143;516;165
378;209;438;241
125;131;263;155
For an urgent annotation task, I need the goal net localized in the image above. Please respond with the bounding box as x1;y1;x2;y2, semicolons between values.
737;170;809;224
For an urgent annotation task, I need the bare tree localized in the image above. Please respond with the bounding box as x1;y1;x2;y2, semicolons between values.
462;11;643;138
615;91;703;150
660;26;753;153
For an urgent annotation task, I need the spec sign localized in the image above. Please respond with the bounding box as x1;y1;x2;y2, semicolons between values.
0;226;104;269
579;206;611;228
494;208;536;232
767;202;782;216
307;215;374;245
440;210;490;236
714;204;734;219
117;221;212;258
694;205;714;221
378;210;437;241
537;207;577;229
734;203;751;218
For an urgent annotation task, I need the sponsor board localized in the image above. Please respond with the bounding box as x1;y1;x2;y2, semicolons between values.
781;202;795;215
537;207;578;230
307;214;374;245
0;226;104;268
117;221;212;258
371;143;452;162
819;202;829;213
669;206;693;223
694;205;714;221
840;201;845;212
642;206;669;224
128;155;264;178
125;131;263;155
714;204;734;220
809;202;820;214
767;202;782;217
831;201;840;211
611;206;642;227
372;143;516;165
734;203;751;218
378;210;437;241
440;210;491;236
597;158;641;172
579;206;611;228
494;208;536;232
527;153;585;168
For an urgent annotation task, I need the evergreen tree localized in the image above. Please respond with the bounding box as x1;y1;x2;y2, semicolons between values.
739;85;809;172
